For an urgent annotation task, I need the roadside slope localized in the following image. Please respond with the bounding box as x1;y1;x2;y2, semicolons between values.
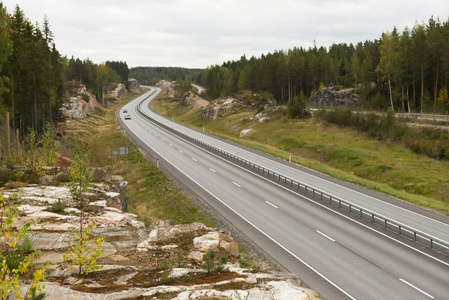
151;87;449;216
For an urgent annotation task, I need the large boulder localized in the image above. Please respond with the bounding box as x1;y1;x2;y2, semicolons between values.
180;91;209;109
201;103;233;120
90;167;107;182
309;86;361;107
251;112;271;123
146;221;208;242
128;78;140;92
58;95;99;120
193;231;239;257
114;83;127;98
240;129;254;138
156;80;176;97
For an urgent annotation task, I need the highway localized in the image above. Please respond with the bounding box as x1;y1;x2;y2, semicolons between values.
117;87;449;300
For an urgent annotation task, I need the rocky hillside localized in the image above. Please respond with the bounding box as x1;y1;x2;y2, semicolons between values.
309;86;361;107
5;184;321;300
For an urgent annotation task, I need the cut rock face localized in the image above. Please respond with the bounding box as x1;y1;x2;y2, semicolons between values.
5;184;321;300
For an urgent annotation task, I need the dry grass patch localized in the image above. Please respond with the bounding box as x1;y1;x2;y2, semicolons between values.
58;91;214;226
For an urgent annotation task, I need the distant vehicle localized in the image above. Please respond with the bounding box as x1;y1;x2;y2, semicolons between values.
125;115;131;120
123;109;128;113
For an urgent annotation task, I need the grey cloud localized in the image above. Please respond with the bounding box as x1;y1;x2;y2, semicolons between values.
2;0;449;68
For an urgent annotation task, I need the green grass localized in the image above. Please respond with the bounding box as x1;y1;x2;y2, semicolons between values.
152;96;449;216
61;92;214;227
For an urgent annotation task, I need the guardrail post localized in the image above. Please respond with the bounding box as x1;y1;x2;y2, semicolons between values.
398;226;401;234
384;220;387;228
414;232;416;241
371;214;374;222
430;239;433;248
349;204;351;212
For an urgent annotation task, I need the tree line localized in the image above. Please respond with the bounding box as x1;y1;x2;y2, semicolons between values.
195;16;449;113
130;66;201;85
0;3;128;137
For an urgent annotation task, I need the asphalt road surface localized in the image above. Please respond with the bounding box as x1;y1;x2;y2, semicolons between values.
117;87;449;300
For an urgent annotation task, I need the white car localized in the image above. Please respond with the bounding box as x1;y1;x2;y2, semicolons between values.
125;114;131;120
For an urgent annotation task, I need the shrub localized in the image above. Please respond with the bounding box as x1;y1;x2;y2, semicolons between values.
159;275;173;284
286;92;311;119
23;171;40;184
160;260;170;270
63;143;104;276
0;170;16;186
216;265;224;273
1;193;47;299
63;224;104;276
143;281;155;287
51;199;66;213
202;249;216;275
53;173;71;185
175;250;185;268
220;255;228;265
15;171;24;182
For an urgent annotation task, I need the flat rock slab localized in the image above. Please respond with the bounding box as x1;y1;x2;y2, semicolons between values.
29;232;70;250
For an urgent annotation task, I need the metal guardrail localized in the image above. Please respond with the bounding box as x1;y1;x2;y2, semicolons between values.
135;90;449;254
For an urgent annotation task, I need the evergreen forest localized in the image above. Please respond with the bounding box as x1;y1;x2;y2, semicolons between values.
2;0;449;141
194;17;449;114
0;3;128;136
129;66;202;86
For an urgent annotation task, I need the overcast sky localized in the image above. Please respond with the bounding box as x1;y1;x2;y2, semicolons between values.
2;0;449;68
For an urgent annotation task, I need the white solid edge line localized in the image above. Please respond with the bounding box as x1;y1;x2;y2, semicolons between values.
257;172;449;267
188;137;449;268
125;121;356;300
317;230;335;242
142;91;449;230
399;279;434;299
132;91;449;266
133;89;449;282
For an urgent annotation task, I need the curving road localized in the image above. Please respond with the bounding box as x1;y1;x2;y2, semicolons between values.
117;87;449;300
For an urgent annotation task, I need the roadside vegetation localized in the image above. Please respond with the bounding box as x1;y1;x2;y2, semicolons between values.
152;88;449;216
191;17;449;115
61;91;213;227
1;89;270;297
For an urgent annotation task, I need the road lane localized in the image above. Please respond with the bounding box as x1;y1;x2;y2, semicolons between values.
135;91;449;243
117;87;449;299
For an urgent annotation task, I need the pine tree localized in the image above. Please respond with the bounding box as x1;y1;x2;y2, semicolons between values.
0;3;12;92
427;17;444;111
411;23;428;112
